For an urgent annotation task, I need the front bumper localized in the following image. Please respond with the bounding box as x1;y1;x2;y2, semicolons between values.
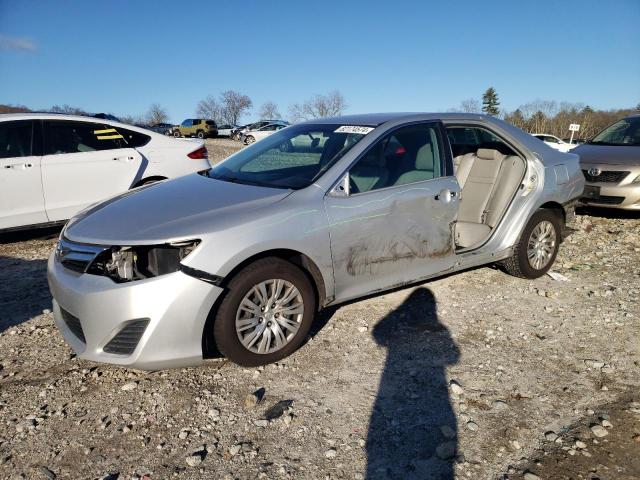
579;165;640;210
48;252;223;370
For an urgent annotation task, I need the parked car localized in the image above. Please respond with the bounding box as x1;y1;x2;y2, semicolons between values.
242;122;288;144
232;120;289;141
173;119;218;139
532;134;576;153
216;124;237;137
48;113;583;370
148;123;174;136
0;113;210;232
573;114;640;210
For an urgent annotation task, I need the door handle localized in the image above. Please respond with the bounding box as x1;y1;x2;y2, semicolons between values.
3;163;33;170
113;156;135;162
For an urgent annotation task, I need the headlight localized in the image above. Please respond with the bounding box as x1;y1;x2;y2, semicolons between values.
88;240;200;282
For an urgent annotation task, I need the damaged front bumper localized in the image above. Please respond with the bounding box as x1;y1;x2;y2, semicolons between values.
47;252;224;370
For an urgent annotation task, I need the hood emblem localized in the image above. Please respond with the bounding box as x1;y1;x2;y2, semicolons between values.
588;167;601;177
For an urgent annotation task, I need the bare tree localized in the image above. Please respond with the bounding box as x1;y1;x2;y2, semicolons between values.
196;95;223;124
459;98;481;113
288;90;347;122
50;104;86;115
146;103;169;125
220;90;252;125
259;101;281;120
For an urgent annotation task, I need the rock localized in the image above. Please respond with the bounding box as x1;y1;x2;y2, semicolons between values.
601;419;613;428
449;380;464;395
492;400;509;410
357;326;368;333
244;387;265;409
633;434;640;443
466;421;478;431
39;466;56;479
584;359;605;369
590;424;608;437
523;472;540;480
544;431;558;442
229;444;241;456
120;382;137;391
263;400;293;420
435;441;456;459
254;419;269;427
439;425;456;439
178;430;189;440
575;440;587;449
186;454;202;467
324;448;337;459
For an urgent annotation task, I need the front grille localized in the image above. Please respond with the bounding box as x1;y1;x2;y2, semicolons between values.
583;195;625;205
60;308;86;343
56;238;107;273
582;170;630;183
103;319;149;355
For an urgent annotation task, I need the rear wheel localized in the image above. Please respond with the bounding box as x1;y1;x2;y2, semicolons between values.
501;209;561;278
212;258;316;366
173;130;181;138
197;130;205;139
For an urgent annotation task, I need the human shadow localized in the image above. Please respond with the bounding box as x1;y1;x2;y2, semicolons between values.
0;256;51;332
366;287;460;480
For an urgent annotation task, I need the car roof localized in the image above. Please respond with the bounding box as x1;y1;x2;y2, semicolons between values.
298;112;496;126
0;112;162;137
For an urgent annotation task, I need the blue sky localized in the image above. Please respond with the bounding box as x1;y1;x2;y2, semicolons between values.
1;0;639;123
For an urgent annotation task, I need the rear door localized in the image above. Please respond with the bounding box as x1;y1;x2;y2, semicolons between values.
0;119;47;229
41;120;144;221
324;121;459;302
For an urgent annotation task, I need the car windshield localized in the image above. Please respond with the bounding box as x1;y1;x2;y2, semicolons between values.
589;117;640;146
206;124;372;189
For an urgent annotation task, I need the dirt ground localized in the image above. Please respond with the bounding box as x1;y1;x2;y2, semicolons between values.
0;139;639;480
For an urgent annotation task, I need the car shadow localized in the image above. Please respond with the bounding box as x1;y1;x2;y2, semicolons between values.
366;287;460;479
576;206;640;220
0;256;52;332
0;225;62;244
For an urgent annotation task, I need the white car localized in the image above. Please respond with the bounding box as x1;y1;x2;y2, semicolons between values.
0;113;210;232
533;134;576;153
216;124;236;137
242;123;288;144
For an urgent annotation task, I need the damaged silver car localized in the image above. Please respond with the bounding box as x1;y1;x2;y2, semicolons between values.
48;113;584;369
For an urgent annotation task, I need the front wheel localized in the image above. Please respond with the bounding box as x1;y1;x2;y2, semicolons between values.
245;135;255;145
500;209;562;278
173;130;181;138
212;258;317;366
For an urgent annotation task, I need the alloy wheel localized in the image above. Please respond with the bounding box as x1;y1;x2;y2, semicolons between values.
235;279;304;354
526;220;557;270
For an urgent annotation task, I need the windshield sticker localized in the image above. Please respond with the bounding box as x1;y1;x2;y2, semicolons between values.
334;125;374;134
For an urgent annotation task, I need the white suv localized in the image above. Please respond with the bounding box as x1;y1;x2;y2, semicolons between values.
532;134;576;153
0;113;211;232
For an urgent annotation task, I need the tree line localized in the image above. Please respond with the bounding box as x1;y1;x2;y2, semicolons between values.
2;87;637;140
455;87;639;141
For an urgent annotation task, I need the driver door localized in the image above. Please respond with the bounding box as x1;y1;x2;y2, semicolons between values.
324;122;460;302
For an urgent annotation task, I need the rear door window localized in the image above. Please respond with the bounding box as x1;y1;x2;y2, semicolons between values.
446;126;516;157
0;120;33;158
43;120;149;154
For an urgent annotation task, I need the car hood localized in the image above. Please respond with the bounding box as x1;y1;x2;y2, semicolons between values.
64;173;293;245
573;143;640;166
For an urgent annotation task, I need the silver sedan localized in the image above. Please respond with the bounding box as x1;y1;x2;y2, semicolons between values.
48;113;584;369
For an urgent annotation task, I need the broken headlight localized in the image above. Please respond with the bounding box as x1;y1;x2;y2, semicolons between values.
88;240;200;282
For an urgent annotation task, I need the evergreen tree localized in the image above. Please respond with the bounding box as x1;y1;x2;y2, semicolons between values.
482;87;500;116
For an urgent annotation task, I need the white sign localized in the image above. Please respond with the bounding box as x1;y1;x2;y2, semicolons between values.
334;125;374;134
569;124;580;132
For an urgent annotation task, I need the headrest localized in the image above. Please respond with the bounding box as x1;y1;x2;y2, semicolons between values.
477;148;506;161
415;143;434;170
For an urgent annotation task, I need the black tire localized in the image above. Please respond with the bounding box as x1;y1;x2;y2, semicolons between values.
197;130;205;139
245;135;255;145
212;257;317;367
500;209;562;279
173;130;181;138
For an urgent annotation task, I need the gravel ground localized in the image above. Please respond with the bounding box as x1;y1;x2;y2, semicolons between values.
0;140;639;479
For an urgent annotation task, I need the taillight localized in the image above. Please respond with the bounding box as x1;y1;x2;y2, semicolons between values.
188;146;208;160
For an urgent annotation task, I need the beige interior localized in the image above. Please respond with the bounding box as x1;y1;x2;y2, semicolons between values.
453;148;526;249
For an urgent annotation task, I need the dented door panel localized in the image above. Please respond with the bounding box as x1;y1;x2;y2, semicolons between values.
325;177;459;303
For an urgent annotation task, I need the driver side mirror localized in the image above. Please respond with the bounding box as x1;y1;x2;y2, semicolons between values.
329;173;350;197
